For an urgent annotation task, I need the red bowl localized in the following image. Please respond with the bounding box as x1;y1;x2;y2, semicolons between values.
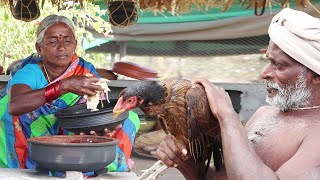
112;62;158;80
96;68;118;80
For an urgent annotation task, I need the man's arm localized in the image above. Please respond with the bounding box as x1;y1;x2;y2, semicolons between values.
177;158;227;180
197;78;320;179
276;128;320;179
155;134;228;180
219;109;278;179
195;79;279;179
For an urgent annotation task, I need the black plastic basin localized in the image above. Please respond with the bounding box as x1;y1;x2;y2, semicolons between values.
56;100;128;134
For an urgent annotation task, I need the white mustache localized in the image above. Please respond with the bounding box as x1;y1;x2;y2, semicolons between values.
264;80;281;90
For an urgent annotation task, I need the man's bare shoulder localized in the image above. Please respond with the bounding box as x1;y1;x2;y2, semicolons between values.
304;125;320;142
256;105;278;113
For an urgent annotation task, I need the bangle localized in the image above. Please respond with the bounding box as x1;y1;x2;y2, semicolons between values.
45;81;61;103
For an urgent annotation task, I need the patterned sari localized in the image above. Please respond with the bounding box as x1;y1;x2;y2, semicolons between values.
0;54;140;172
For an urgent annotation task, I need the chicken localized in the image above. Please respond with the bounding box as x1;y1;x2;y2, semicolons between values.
113;77;222;179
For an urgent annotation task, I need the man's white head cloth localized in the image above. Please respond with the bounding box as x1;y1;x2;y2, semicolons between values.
36;15;76;45
268;8;320;75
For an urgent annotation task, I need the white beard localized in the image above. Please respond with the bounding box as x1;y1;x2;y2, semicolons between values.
265;68;312;112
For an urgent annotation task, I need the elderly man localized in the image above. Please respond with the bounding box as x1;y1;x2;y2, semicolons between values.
155;8;320;179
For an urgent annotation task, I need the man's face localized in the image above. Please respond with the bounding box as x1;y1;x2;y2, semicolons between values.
36;22;77;68
261;41;312;111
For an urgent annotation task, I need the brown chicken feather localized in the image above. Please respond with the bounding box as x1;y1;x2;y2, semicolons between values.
113;77;222;179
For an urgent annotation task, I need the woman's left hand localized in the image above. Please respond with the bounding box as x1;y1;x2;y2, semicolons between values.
79;124;122;138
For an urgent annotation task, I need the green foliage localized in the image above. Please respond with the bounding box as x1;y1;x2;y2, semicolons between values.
0;2;111;69
85;53;114;68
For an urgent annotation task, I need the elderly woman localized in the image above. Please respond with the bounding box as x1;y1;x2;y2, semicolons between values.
0;15;139;173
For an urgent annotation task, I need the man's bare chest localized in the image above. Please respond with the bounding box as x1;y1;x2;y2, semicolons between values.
246;118;307;170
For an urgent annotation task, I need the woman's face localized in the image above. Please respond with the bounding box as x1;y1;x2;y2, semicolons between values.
36;22;77;68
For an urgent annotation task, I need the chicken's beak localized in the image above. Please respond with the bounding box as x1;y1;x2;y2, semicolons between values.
113;109;125;119
113;96;125;119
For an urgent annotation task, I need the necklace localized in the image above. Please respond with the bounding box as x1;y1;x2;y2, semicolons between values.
43;62;51;83
291;105;320;110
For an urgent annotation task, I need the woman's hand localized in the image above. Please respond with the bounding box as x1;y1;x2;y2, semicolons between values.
193;78;236;122
79;124;122;138
60;75;104;96
102;124;122;137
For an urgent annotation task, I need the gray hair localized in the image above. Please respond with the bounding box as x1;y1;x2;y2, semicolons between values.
36;15;76;45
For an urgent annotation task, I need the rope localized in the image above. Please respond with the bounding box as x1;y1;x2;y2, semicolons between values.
9;0;40;22
108;0;138;27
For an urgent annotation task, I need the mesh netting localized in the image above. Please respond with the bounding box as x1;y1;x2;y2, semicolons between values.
87;35;269;83
87;35;270;57
9;0;40;22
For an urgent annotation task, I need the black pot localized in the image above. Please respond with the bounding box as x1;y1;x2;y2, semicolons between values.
11;0;40;22
56;100;128;134
28;135;119;172
108;1;138;27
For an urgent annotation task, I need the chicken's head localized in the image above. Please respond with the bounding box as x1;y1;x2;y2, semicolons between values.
113;80;165;118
